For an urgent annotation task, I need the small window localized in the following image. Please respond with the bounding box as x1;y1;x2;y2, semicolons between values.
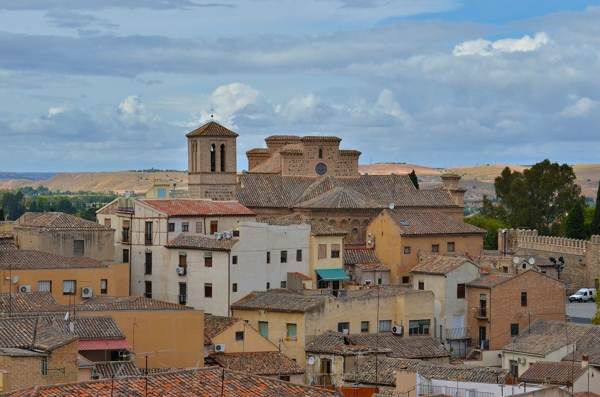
361;321;369;333
145;252;152;275
318;244;327;259
409;320;430;335
521;292;527;307
195;222;202;233
210;221;218;235
38;281;51;292
63;280;76;295
280;375;291;382
400;220;410;226
404;247;410;254
205;283;213;298
232;255;238;265
281;250;287;263
157;188;166;198
182;222;189;232
286;323;297;341
338;322;350;334
318;148;323;159
447;242;455;252
205;252;213;268
73;239;84;256
510;360;518;376
296;249;302;262
379;320;392;332
100;279;108;294
41;357;48;376
104;218;111;228
258;321;268;338
402;276;409;284
511;323;519;336
233;230;240;237
144;281;152;299
232;283;238;292
266;282;271;290
457;283;465;299
145;221;153;244
266;251;271;264
431;244;439;253
331;244;340;258
123;249;129;263
418;281;424;290
280;281;287;288
235;331;244;341
168;223;175;232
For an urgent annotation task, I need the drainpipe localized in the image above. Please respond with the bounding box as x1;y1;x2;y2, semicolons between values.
203;217;207;236
227;250;231;316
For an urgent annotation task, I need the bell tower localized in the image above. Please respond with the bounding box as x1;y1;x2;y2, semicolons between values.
186;120;238;200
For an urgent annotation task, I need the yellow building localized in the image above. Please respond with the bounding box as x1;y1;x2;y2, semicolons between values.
367;210;486;284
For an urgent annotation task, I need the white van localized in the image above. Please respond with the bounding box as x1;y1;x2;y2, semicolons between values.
568;288;597;302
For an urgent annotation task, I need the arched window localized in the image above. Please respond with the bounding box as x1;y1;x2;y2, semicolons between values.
210;144;216;172
220;144;226;172
318;148;323;159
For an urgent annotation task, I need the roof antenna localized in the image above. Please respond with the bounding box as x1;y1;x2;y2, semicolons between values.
211;106;214;119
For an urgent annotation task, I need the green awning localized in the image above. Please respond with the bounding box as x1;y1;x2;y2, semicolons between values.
315;268;350;281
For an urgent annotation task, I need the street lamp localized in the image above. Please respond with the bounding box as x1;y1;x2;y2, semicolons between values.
502;229;507;257
550;257;565;279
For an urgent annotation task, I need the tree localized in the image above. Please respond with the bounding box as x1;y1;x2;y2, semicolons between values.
1;192;25;221
56;197;76;214
591;181;600;236
408;170;419;189
0;207;3;221
464;216;508;250
564;201;586;240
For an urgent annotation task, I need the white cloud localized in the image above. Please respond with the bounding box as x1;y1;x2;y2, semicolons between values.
118;95;157;125
559;97;599;118
454;32;549;56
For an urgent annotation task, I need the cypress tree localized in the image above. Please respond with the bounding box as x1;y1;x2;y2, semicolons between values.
591;181;600;236
565;201;586;240
409;169;419;189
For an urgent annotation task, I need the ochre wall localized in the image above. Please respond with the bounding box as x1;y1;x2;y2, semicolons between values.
210;321;278;353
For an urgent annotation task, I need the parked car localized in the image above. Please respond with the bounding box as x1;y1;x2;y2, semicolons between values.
568;288;597;302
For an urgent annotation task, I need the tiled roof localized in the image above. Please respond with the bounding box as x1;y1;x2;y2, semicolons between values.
139;199;255;217
185;121;239;137
249;152;284;173
231;289;326;313
411;255;478;275
467;274;514;288
0;232;13;239
344;248;381;265
211;351;305;375
78;354;95;368
76;296;195;311
483;250;503;256
296;186;387;209
288;272;312;280
266;214;347;236
340;285;424;300
6;367;341;397
0;317;77;353
264;135;301;141
519;361;587;384
0;347;47;357
246;148;270;155
0;249;107;270
94;361;142;378
306;331;383;355
14;212;112;231
70;316;125;340
204;315;243;339
237;174;457;209
345;357;510;387
0;292;64;313
0;242;16;250
502;319;591;356
562;325;600;365
339;150;361;156
386;210;486;236
166;234;238;250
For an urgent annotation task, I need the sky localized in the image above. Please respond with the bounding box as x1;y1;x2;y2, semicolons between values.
1;0;600;172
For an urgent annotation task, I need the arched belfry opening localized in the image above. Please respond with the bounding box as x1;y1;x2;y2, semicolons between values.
220;144;226;172
318;148;323;159
210;144;216;172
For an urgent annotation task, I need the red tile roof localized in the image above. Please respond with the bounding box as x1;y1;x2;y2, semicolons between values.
211;351;305;375
344;248;381;265
166;234;238;250
185;121;239;137
411;255;478;275
0;232;13;239
78;339;132;351
139;199;255;217
386;210;486;236
296;186;386;209
519;361;587;384
231;289;326;313
76;296;195;311
14;212;112;231
288;271;312;280
0;249;107;270
0;292;64;313
0;316;77;353
204;315;243;339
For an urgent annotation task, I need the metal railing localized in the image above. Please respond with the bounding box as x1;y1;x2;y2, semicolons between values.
121;230;130;243
473;307;488;319
178;295;187;305
144;292;152;299
420;384;494;397
145;234;153;245
446;327;472;340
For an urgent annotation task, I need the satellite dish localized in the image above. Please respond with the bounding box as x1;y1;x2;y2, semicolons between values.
308;357;315;365
64;312;70;321
389;203;395;210
69;322;75;332
513;257;520;264
125;191;131;199
528;257;535;265
12;276;18;284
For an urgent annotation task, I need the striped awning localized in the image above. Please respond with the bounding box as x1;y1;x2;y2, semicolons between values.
78;339;132;351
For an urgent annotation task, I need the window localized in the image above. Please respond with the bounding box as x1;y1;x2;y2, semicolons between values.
122;226;130;243
331;244;340;258
205;283;213;298
266;251;271;264
296;249;302;262
179;283;187;305
233;230;240;237
402;276;410;284
145;221;153;244
205;252;213;268
266;282;271;290
431;244;439;253
318;244;327;259
286;323;297;341
379;320;392;332
182;222;189;232
63;280;76;295
418;281;424;290
521;292;527;307
338;322;350;334
409;320;430;335
41;357;48;376
232;283;238;292
196;222;203;233
210;144;216;172
157;188;166;198
73;239;84;256
100;279;108;294
220;144;226;171
511;323;519;336
104;218;111;228
123;249;129;263
318;148;323;159
281;281;287;288
145;252;152;275
259;321;269;338
281;250;287;263
279;375;291;382
361;321;369;333
447;242;455;252
457;283;466;299
144;281;152;299
168;223;175;232
235;331;244;341
38;281;51;292
210;221;218;235
232;255;238;265
510;360;518;376
404;247;411;254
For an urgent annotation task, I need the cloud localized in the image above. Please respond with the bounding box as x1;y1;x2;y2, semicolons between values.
0;0;230;10
453;32;549;56
559;98;599;118
45;10;118;30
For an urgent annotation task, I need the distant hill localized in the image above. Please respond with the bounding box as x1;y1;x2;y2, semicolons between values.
0;172;57;182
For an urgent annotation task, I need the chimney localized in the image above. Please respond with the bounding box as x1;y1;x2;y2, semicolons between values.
582;354;589;368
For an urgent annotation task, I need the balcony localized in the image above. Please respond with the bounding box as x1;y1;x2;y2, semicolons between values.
178;295;187;305
445;327;472;340
145;234;153;245
419;384;493;397
121;230;130;244
473;307;488;319
144;292;152;299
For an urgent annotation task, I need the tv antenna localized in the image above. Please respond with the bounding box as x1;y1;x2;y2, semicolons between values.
211;106;214;119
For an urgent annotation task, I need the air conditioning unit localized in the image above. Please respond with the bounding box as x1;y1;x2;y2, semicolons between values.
82;287;93;298
214;344;226;353
18;285;31;293
392;325;404;335
176;267;185;275
214;232;222;240
365;280;373;286
223;231;232;239
517;357;526;364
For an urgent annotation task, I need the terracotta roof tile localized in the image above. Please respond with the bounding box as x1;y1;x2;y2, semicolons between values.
76;296;195;311
0;232;14;239
411;255;478;275
71;316;125;340
562;325;600;365
246;148;270;154
467;274;513;288
288;271;312;280
231;289;326;313
386;210;486;236
502;319;591;356
519;361;587;384
204;315;243;339
166;234;238;250
139;199;255;217
344;248;381;265
185;121;239;137
14;212;112;231
0;249;108;270
94;361;142;378
0;316;77;353
264;135;301;141
296;186;386;209
0;292;64;313
211;351;305;375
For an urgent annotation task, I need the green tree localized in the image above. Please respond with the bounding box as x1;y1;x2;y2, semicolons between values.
591;181;600;236
564;201;586;240
0;207;4;221
464;216;508;250
408;170;419;189
56;197;76;214
1;192;25;221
